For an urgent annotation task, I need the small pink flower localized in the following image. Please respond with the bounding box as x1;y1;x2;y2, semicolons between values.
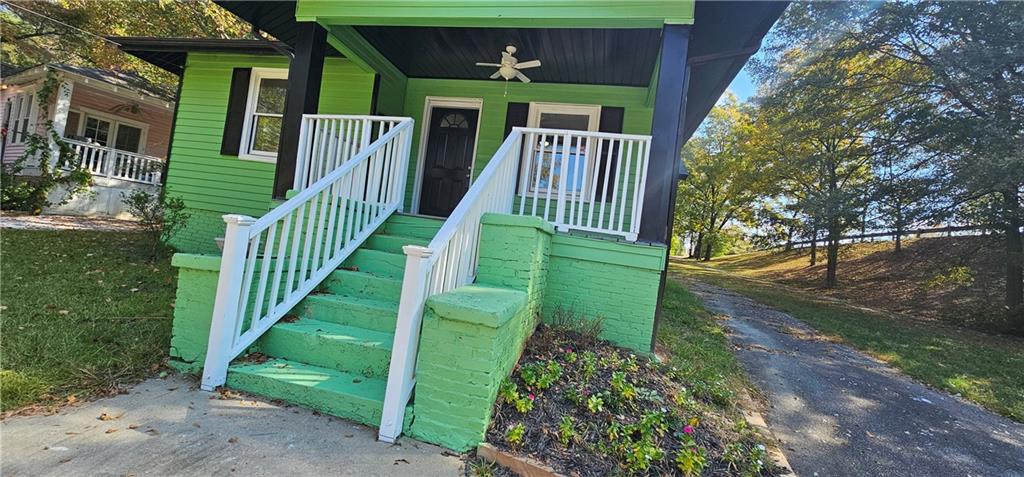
683;425;694;434
528;393;536;401
566;348;573;353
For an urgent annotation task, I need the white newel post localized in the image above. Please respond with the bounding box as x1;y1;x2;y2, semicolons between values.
200;214;256;391
49;80;73;168
379;245;433;443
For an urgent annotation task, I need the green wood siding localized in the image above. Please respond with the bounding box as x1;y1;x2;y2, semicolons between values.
166;52;375;253
297;0;695;27
400;78;654;216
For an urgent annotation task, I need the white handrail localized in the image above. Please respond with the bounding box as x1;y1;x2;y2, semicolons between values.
293;115;414;191
515;127;651;241
63;138;164;185
378;128;524;442
201;115;414;391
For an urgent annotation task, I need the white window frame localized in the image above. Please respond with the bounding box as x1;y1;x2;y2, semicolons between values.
521;102;602;198
7;90;38;146
238;67;288;163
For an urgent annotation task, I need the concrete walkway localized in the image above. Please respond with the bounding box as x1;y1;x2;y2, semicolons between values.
680;277;1024;477
0;375;463;477
0;212;142;232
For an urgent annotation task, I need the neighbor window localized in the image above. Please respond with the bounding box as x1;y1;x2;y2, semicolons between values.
521;102;601;197
239;68;288;161
5;92;36;145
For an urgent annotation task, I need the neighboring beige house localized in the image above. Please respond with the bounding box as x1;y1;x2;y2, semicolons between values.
1;64;176;217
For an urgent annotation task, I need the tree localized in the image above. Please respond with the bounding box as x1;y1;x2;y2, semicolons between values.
1;0;249;92
676;94;766;261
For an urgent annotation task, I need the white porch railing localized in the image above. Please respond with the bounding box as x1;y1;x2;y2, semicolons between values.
64;138;164;185
516;127;651;241
200;115;414;391
293;115;410;191
378;127;651;441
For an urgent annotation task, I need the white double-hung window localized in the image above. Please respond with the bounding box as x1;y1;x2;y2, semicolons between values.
239;68;288;162
4;91;37;145
521;102;601;197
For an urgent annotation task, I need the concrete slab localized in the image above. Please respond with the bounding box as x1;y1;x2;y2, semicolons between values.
0;375;464;477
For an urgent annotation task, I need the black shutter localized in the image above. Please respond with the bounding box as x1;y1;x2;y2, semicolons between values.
503;102;530;138
596;107;625;201
220;68;251;156
505;103;530;193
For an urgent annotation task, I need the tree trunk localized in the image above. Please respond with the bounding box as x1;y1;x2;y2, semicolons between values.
895;230;902;253
825;230;840;288
1004;189;1023;331
809;231;818;266
702;239;713;262
692;232;703;259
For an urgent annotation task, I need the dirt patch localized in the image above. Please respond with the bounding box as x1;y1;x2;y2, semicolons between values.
485;325;780;476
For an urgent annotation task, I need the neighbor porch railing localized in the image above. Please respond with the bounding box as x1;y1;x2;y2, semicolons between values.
200;114;414;391
378;127;652;441
64;138;163;185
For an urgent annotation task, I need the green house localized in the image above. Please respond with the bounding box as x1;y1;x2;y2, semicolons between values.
116;0;785;451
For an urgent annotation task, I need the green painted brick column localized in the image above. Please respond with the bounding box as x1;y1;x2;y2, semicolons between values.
408;284;532;451
409;214;552;451
167;253;222;374
475;213;554;313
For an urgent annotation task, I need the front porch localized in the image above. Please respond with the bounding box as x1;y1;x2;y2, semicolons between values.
116;0;784;452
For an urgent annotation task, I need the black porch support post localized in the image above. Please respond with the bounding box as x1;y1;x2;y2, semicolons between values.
639;24;691;244
643;24;691;353
273;22;327;199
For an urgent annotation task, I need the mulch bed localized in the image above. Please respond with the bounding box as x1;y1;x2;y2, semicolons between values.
484;325;780;476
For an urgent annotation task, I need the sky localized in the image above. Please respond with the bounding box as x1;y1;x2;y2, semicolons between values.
726;67;757;102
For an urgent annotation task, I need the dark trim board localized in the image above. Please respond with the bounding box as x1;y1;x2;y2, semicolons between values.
274;22;328;199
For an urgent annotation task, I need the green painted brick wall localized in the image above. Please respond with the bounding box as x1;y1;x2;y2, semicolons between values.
165;52;376;254
409;285;535;451
543;233;666;352
167;254;222;373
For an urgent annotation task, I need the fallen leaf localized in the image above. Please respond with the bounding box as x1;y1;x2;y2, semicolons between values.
105;428;117;434
128;424;140;430
97;412;123;421
145;428;159;435
228;437;239;444
58;310;70;315
394;459;410;465
192;423;201;428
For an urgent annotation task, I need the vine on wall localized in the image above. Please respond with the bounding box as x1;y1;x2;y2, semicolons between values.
1;71;92;214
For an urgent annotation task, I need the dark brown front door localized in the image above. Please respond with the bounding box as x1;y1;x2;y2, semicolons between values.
418;107;479;217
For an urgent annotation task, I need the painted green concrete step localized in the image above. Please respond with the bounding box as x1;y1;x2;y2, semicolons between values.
321;269;403;301
227;359;386;427
341;249;406;280
258;319;393;378
298;294;398;333
363;233;431;254
382;214;444;240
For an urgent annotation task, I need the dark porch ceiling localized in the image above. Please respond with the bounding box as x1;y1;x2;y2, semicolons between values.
210;0;789;142
354;27;662;87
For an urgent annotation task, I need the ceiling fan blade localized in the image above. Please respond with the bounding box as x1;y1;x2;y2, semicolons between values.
514;60;541;69
502;51;515;62
490;71;503;79
476;62;501;67
515;71;531;83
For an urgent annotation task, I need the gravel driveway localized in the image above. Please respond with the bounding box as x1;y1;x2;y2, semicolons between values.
679;277;1024;477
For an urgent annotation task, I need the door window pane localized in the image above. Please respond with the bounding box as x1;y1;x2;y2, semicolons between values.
84;117;111;146
538;112;591;131
114;124;142;152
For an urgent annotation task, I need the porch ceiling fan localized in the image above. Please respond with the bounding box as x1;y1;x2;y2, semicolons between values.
475;45;541;84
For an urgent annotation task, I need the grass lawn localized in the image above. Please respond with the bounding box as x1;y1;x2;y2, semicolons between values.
656;277;752;407
673;260;1024;422
1;229;177;413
